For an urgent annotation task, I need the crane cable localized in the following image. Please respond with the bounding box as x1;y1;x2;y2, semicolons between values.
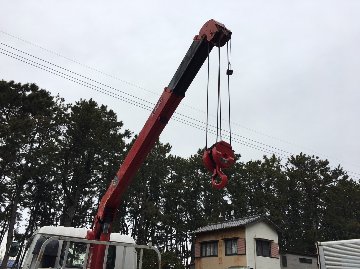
206;42;233;147
216;45;222;142
0;43;294;157
226;40;233;145
4;30;360;174
206;43;210;149
2;42;360;178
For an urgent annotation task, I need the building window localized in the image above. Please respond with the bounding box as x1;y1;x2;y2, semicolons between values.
256;239;271;257
299;257;313;264
225;239;238;256
281;255;287;267
201;241;218;257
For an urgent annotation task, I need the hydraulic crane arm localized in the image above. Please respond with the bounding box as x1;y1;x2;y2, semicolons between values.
87;19;232;268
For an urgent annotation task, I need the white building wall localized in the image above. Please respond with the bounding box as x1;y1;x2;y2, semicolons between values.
280;254;317;269
245;222;280;269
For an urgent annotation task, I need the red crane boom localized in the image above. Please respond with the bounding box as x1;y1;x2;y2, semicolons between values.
87;19;232;268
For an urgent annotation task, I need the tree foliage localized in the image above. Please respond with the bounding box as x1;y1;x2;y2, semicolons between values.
1;80;359;267
0;80;64;269
58;99;130;227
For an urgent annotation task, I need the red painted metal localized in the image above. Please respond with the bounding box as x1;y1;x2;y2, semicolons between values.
87;20;232;269
88;89;183;268
211;140;235;169
203;140;235;189
194;19;231;46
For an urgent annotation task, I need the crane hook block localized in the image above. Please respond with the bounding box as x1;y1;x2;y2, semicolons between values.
202;140;235;189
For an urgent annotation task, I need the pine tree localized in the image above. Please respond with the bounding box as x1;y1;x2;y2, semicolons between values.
0;80;63;269
57;99;130;227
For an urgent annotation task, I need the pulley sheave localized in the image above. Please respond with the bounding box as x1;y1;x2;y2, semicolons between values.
203;140;235;189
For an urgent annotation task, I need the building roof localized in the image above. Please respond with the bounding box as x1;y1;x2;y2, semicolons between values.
194;214;269;234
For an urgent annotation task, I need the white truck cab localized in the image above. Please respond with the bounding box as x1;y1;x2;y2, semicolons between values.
22;226;160;269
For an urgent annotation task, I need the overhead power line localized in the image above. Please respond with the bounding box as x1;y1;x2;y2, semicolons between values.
3;29;358;173
2;29;359;172
0;30;156;95
0;43;292;157
0;41;359;179
0;48;289;159
0;29;329;152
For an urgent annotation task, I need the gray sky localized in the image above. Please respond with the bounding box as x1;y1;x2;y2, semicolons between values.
1;0;360;179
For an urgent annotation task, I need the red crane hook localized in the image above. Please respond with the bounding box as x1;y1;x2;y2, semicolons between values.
202;140;235;189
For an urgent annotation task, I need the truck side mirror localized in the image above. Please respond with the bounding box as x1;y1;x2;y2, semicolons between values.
8;241;20;257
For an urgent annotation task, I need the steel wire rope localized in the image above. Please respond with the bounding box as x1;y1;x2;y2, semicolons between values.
216;45;222;142
0;30;158;96
0;49;287;158
0;42;152;106
173;116;284;158
3;31;359;171
4;46;359;178
205;42;210;149
1;47;359;179
0;31;288;140
0;43;293;156
226;40;232;145
5;46;359;176
0;49;152;111
1;30;287;143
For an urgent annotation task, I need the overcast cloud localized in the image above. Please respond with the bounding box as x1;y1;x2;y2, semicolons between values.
1;0;359;179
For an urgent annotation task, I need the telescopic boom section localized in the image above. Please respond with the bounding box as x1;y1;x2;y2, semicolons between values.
87;19;231;268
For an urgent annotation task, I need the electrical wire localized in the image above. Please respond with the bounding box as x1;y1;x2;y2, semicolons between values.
0;30;294;143
1;30;277;145
1;44;359;179
3;30;360;172
0;30;157;96
0;49;285;158
0;49;153;111
0;43;293;156
0;43;150;105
